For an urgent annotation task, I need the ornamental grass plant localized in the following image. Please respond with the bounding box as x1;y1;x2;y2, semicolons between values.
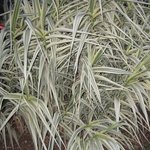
0;0;150;150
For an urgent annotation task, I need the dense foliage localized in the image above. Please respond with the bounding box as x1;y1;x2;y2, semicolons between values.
0;0;150;149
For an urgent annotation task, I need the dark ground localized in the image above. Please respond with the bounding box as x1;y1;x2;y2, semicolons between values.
1;131;150;150
0;116;150;150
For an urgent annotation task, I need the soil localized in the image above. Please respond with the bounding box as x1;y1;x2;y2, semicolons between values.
0;132;34;150
1;131;150;150
0;131;64;150
0;115;150;150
